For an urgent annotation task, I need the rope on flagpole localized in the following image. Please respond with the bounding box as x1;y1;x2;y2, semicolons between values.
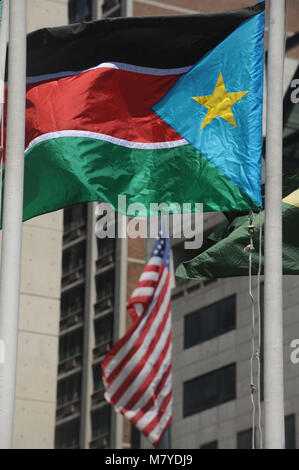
245;211;257;449
244;210;264;449
256;210;263;449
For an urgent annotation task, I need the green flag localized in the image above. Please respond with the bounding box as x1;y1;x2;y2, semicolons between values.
176;172;299;280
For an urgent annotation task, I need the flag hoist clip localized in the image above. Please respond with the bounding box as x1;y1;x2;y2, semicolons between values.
244;211;255;253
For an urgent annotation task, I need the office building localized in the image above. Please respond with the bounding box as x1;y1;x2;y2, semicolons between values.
51;0;299;451
8;0;299;449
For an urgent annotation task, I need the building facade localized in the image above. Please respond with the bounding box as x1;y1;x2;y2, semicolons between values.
54;0;299;450
10;0;299;449
55;203;145;449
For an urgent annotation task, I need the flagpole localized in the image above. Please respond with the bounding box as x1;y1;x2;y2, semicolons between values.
264;0;285;449
0;0;27;449
158;427;171;449
157;215;172;450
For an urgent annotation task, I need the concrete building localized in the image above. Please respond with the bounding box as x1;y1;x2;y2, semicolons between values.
8;0;299;449
55;203;145;449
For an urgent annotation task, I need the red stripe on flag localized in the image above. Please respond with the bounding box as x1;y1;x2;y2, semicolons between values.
143;265;161;273
24;67;182;147
134;280;157;288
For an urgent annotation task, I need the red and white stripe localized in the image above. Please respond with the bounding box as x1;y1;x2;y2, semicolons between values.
102;247;172;447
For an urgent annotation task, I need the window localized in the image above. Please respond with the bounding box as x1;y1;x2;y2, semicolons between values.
97;237;115;259
102;0;122;18
131;424;141;449
57;372;82;407
55;417;80;449
183;364;236;417
285;414;296;449
59;328;83;362
184;295;236;349
91;405;111;440
94;313;113;347
64;203;87;233
237;415;296;449
62;241;86;276
95;270;114;301
92;363;104;392
200;440;218;449
237;428;254;449
61;284;85;318
68;0;94;23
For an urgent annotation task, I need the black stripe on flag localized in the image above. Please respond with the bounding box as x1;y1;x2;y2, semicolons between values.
25;2;265;76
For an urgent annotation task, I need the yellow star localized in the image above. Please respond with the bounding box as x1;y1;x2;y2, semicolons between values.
192;73;248;130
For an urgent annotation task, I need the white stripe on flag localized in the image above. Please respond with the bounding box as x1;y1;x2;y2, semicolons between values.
26;61;193;84
147;256;163;266
139;271;159;282
25;130;188;154
131;286;154;298
134;303;144;316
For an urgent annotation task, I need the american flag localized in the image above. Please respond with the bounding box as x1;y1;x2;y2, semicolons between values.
102;229;172;447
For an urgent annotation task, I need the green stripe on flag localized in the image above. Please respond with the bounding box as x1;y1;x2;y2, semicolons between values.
22;136;258;221
176;198;299;280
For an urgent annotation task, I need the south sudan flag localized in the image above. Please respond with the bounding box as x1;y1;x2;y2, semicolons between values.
14;2;264;221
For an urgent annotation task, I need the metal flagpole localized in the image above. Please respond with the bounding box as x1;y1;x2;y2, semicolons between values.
158;427;171;449
264;0;286;449
157;215;171;450
0;0;27;449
